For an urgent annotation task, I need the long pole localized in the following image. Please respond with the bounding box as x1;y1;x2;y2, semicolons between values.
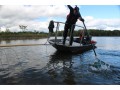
82;21;97;56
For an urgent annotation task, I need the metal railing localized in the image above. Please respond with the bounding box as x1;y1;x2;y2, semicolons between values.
52;21;85;45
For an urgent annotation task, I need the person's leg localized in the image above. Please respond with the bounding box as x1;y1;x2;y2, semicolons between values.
63;24;69;45
69;25;75;45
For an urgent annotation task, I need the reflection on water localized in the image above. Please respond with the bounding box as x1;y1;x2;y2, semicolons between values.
47;51;76;84
0;39;46;45
0;37;120;84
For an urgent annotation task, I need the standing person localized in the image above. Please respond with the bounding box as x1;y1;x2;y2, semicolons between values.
63;5;84;45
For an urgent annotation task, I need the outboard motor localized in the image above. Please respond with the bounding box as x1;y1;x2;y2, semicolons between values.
48;20;54;33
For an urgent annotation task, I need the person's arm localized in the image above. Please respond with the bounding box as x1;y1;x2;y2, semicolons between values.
67;5;72;9
67;5;73;14
79;17;84;22
78;13;84;22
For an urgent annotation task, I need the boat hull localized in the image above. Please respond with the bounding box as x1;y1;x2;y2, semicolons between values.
48;39;96;53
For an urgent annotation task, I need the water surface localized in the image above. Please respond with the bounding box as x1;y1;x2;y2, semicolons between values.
0;37;120;85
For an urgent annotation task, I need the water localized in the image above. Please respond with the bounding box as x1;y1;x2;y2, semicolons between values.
0;37;120;85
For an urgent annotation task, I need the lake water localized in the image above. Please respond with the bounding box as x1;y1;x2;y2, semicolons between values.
0;37;120;85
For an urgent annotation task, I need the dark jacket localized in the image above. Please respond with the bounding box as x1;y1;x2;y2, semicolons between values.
66;5;82;25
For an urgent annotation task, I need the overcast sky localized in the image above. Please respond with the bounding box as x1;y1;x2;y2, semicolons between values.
0;5;120;32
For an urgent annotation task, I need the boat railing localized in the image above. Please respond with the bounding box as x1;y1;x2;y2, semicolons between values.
49;20;85;45
53;21;84;28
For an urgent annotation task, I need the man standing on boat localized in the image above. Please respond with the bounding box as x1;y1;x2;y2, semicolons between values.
63;5;84;45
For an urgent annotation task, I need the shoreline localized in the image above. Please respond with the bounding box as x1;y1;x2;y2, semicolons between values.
0;36;120;41
0;37;47;41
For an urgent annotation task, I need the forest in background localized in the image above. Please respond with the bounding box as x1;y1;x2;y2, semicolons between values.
0;31;48;40
0;29;120;40
56;29;120;36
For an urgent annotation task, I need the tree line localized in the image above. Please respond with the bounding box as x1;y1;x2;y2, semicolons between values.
56;29;120;36
88;29;120;36
0;31;48;40
0;29;120;40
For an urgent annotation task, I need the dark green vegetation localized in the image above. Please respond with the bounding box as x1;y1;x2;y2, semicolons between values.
88;29;120;36
0;31;48;40
56;29;120;36
0;29;120;40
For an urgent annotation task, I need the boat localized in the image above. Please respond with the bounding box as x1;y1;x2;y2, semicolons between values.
48;21;97;53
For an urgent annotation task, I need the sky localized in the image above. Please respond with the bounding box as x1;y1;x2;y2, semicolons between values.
0;5;120;32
